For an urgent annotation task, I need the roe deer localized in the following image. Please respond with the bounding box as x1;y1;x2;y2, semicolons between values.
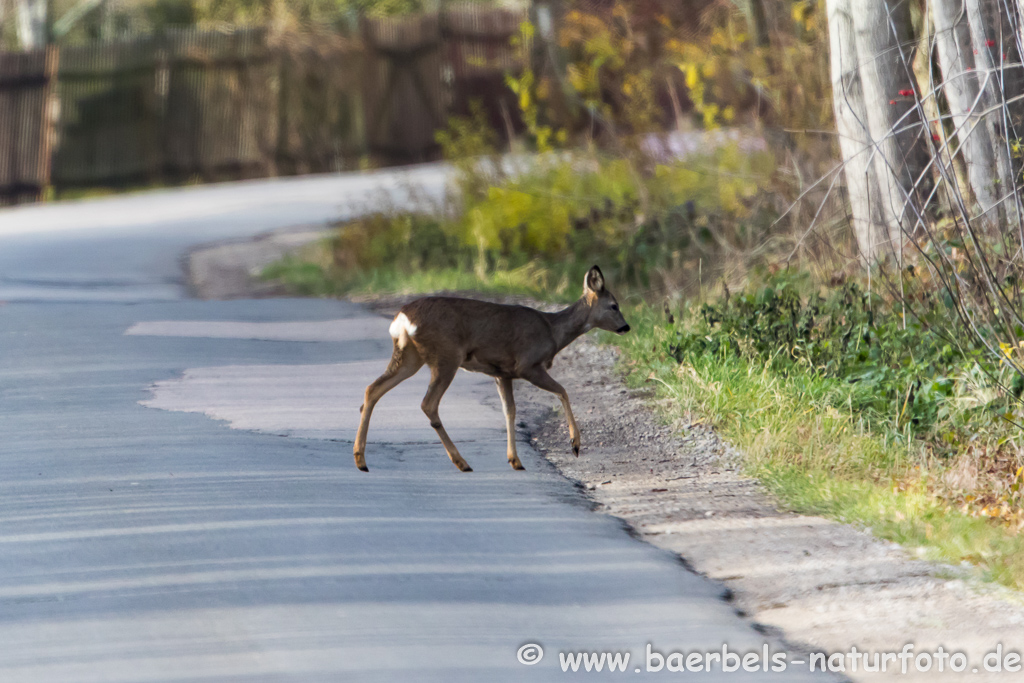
353;265;630;472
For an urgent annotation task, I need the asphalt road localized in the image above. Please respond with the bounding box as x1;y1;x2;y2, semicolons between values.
0;170;829;681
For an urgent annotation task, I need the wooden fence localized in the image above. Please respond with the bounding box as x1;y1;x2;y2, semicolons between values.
0;47;58;204
361;7;523;161
54;28;278;188
276;34;365;176
0;5;527;203
443;6;525;133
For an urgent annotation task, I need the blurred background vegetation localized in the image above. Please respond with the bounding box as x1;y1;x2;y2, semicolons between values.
3;0;526;46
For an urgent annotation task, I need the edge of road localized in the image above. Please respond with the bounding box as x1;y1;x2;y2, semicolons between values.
182;224;334;300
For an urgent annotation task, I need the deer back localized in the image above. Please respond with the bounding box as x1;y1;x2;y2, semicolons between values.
397;297;558;374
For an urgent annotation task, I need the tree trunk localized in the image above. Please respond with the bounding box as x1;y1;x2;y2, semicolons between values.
913;5;971;208
826;0;888;262
964;0;1018;227
932;0;1004;229
851;0;929;255
747;0;770;48
16;0;47;50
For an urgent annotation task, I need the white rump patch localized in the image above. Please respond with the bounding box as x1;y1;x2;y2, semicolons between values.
389;313;417;343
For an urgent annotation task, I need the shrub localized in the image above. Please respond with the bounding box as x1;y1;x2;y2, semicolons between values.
442;145;776;291
333;213;465;273
673;271;1016;443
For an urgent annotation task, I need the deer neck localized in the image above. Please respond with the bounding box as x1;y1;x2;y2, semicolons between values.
547;297;593;353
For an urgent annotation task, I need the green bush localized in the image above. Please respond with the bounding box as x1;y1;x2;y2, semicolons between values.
333;213;464;272
444;145;776;289
672;272;1015;443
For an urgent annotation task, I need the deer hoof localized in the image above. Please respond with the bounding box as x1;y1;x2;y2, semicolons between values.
456;461;473;472
572;443;580;457
509;458;525;470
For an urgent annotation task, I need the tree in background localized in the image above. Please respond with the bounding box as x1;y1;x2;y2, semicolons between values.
826;0;1024;260
825;0;1024;400
826;0;935;262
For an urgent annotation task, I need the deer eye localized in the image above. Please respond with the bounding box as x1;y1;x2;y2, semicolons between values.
610;303;619;311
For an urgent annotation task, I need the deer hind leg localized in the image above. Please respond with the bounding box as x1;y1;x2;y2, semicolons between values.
353;342;423;472
495;377;524;470
421;361;472;472
523;367;581;457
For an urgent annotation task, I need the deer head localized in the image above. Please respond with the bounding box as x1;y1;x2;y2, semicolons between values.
583;266;630;334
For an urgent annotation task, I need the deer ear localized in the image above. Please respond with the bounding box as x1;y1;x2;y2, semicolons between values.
584;265;605;294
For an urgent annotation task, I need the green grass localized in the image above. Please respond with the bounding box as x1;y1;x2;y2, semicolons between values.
613;304;1024;589
262;255;580;303
50;179;195;202
345;265;576;302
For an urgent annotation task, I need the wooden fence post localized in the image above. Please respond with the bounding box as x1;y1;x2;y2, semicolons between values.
274;46;288;176
36;44;59;201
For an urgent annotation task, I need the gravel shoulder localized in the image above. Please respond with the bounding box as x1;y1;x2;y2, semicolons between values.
519;339;1024;682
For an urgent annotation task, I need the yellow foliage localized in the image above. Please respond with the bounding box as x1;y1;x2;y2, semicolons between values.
664;1;830;134
505;22;564;153
557;2;659;134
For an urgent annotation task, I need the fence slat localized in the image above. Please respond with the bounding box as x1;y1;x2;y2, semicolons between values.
0;49;52;204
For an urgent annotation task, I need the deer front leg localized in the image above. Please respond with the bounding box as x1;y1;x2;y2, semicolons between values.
422;362;473;472
495;377;524;470
523;367;581;457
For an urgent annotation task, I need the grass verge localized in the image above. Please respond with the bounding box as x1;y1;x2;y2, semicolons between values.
614;305;1024;589
262;249;580;304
